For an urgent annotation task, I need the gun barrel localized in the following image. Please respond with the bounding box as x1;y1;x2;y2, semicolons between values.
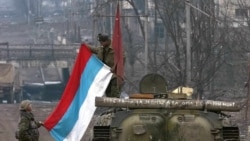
95;97;241;112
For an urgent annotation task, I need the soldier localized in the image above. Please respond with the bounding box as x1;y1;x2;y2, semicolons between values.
87;33;123;97
16;100;43;141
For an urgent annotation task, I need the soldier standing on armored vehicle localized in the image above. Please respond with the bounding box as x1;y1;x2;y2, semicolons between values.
87;33;124;98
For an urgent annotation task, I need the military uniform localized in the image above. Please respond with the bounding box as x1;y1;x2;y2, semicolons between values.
18;111;41;141
89;45;114;68
89;45;121;98
17;100;42;141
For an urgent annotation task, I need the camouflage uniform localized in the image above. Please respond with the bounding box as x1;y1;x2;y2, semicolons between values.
18;110;41;141
17;100;42;141
89;45;121;98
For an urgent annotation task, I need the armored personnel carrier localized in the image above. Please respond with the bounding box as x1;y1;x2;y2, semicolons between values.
92;73;241;141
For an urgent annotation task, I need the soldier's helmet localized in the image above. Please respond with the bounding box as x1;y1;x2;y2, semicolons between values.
20;100;31;110
97;33;109;42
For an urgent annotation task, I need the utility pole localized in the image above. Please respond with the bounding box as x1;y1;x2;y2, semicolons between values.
247;53;250;141
144;0;148;75
110;2;113;36
185;0;191;87
27;0;30;24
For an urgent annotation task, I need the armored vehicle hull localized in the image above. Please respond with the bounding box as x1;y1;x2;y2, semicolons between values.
93;108;239;141
92;74;240;141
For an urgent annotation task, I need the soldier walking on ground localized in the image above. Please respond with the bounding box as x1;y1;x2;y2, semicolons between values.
16;100;43;141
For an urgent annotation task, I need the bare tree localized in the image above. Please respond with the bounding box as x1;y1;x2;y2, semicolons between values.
153;0;238;98
91;0;250;98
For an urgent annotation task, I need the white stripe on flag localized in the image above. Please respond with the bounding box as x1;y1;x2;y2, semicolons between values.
63;65;112;141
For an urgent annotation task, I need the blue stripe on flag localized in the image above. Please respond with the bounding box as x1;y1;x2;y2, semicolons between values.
50;55;103;141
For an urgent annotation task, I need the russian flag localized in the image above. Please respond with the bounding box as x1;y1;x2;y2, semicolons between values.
43;44;112;141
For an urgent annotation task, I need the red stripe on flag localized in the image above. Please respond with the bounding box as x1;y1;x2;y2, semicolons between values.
44;44;92;130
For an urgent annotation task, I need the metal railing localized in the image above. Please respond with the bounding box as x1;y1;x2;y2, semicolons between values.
0;44;80;60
